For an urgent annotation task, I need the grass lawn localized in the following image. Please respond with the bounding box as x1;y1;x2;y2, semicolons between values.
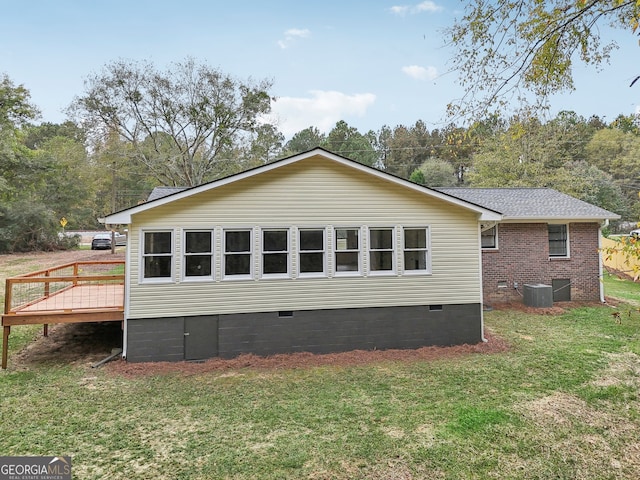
1;267;640;478
604;270;640;305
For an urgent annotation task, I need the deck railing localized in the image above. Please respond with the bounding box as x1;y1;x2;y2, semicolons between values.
4;260;125;315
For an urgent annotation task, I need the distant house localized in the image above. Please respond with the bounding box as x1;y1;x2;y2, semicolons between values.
437;188;620;304
104;148;501;363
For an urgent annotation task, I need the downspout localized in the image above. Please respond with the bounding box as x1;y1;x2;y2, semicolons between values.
598;222;606;303
121;227;132;359
478;221;488;342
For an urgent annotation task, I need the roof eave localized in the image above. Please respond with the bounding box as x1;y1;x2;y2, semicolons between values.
479;212;503;221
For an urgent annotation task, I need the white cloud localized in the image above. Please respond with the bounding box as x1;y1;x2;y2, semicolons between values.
278;28;311;49
269;90;377;137
402;65;438;81
390;1;442;15
415;1;443;13
389;5;410;15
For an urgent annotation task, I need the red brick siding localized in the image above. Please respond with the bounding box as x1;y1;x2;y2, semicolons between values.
482;223;602;304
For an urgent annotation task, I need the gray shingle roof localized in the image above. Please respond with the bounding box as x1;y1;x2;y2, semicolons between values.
436;188;620;221
147;186;188;202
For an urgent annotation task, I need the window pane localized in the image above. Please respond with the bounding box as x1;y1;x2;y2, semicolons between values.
300;252;324;273
336;252;359;271
405;251;427;271
548;225;567;256
404;229;426;249
300;230;323;250
225;230;251;252
264;230;287;251
370;229;392;249
185;255;212;276
481;226;496;249
145;232;172;254
335;229;359;250
186;231;212;253
225;254;250;275
264;253;288;274
144;256;172;278
370;251;393;271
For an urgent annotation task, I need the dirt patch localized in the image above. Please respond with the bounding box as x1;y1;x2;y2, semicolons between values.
14;322;123;369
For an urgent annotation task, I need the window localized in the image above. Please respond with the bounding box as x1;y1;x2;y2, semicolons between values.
403;227;429;272
548;224;568;257
481;225;498;249
262;229;289;276
143;231;173;279
369;228;394;272
298;229;325;275
224;230;252;277
335;228;360;273
184;230;213;278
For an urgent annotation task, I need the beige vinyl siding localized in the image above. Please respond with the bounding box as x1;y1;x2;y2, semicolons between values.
126;157;481;319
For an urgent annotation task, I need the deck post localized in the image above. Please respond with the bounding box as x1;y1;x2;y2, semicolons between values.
2;325;9;370
43;324;48;337
4;279;12;315
44;271;50;298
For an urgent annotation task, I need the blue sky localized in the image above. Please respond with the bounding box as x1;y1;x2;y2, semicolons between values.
1;1;639;138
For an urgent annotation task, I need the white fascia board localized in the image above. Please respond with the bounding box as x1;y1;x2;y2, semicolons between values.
104;148;503;224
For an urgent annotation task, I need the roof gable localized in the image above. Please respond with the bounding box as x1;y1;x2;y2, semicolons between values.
436;187;620;222
104;148;502;224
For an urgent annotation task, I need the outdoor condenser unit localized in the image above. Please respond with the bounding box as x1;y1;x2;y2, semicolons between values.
523;284;553;308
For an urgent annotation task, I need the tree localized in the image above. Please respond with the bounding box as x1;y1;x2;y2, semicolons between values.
586;127;640;218
69;58;274;186
446;0;640;120
409;168;425;185
413;158;457;187
610;113;640;134
283;126;326;155
242;124;284;166
323;121;378;166
91;132;158;215
23;121;85;149
0;74;39;129
377;121;440;179
468;112;629;215
380;124;419;177
0;78;86;251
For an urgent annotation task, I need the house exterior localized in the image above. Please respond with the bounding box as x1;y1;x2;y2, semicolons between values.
104;148;501;363
437;188;620;304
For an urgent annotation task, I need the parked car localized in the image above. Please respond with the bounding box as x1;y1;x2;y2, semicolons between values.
91;232;126;250
91;233;112;250
114;232;127;246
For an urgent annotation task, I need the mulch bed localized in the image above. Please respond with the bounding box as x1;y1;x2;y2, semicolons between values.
106;330;510;377
13;299;618;376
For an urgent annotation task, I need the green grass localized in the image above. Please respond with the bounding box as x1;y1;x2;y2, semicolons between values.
2;303;640;479
604;271;640;305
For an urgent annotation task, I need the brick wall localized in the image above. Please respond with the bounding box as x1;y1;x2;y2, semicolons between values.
482;222;602;304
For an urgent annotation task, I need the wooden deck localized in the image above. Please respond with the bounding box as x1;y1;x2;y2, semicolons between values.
2;260;125;369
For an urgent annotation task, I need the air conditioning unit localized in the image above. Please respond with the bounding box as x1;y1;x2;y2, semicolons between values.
523;284;553;308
